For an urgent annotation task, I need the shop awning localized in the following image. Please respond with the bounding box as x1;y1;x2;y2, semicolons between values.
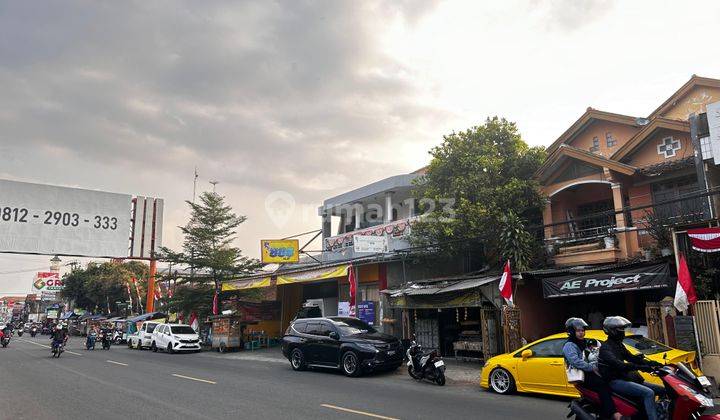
541;262;672;298
385;276;502;309
222;264;350;291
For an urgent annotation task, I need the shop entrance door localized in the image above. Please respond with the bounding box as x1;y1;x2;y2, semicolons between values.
415;318;439;352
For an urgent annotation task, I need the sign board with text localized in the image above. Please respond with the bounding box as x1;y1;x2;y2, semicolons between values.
0;179;132;257
261;239;300;263
33;272;64;293
353;235;388;253
542;263;671;298
707;101;720;165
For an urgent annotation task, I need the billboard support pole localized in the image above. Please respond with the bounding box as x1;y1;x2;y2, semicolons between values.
145;259;157;313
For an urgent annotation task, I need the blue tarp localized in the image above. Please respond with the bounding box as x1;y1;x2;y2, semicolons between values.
59;312;78;320
126;312;167;323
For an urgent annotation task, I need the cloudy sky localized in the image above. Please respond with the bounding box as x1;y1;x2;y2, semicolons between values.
1;0;719;294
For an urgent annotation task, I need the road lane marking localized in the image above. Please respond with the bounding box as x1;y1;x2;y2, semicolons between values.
15;337;83;355
171;373;216;384
320;404;399;420
106;360;128;366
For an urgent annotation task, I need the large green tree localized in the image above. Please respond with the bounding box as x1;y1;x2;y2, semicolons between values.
62;261;149;314
158;192;260;318
411;117;546;269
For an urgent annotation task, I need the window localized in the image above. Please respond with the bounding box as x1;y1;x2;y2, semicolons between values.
157;325;165;334
146;324;157;333
700;136;713;160
171;326;195;334
305;322;322;336
623;335;670;355
292;321;307;333
657;136;681;158
524;338;565;357
590;136;600;153
318;322;335;337
332;318;375;335
605;132;617;147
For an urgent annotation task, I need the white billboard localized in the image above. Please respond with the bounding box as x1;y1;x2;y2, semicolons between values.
707;101;720;165
0;179;132;257
353;235;388;253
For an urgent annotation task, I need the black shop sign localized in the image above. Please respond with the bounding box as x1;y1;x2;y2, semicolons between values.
542;263;671;298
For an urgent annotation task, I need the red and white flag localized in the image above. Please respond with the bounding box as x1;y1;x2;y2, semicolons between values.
499;261;513;306
674;253;698;312
348;265;357;317
212;290;219;315
189;312;199;332
687;227;720;253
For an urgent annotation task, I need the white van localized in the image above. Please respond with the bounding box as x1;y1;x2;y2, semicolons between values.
150;324;200;353
127;321;160;350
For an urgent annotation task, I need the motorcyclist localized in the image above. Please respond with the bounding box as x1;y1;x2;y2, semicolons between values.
1;324;12;338
51;325;67;351
562;318;620;420
598;316;664;420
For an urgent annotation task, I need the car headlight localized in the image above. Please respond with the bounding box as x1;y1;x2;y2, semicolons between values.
355;343;379;352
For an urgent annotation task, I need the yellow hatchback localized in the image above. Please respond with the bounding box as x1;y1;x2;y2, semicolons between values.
480;330;700;398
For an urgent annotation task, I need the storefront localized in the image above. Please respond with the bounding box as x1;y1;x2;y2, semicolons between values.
384;275;503;361
518;261;675;343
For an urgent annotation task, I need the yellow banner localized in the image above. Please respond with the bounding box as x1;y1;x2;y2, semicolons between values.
222;277;272;291
276;264;349;285
261;239;300;263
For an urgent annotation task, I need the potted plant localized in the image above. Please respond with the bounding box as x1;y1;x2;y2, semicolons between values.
642;210;673;256
603;235;616;249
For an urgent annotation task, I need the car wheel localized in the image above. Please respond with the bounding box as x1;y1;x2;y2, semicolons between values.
489;368;516;394
218;342;227;353
136;339;142;350
290;348;307;371
341;351;361;377
151;342;157;352
127;340;133;349
167;343;174;354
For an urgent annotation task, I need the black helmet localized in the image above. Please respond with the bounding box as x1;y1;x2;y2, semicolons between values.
565;317;589;337
603;316;631;340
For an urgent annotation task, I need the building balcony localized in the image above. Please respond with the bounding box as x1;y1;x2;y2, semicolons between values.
322;217;416;261
545;224;623;267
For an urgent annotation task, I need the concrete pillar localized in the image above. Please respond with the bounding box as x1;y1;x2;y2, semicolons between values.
384;192;393;223
354;204;362;230
321;211;332;241
542;199;553;239
611;182;626;228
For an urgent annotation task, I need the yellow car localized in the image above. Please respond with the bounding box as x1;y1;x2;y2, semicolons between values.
480;330;700;398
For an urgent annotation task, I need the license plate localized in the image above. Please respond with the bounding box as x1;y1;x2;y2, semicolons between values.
699;376;712;387
434;360;445;368
387;350;396;356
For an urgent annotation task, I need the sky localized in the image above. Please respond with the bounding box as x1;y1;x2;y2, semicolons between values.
1;0;720;294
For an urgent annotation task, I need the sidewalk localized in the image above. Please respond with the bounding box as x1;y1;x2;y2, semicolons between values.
205;347;482;384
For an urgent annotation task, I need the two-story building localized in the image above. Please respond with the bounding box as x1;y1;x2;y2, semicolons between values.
516;75;720;342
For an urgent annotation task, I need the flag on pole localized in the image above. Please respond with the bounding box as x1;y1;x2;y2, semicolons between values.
212;290;219;315
189;312;199;332
499;261;513;306
674;253;698;312
126;281;133;308
348;265;356;316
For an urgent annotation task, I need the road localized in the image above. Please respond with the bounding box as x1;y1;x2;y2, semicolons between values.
0;336;567;420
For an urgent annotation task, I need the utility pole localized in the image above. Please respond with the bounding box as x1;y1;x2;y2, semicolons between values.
192;167;199;204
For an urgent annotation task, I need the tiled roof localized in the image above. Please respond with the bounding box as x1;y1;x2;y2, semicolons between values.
637;156;695;176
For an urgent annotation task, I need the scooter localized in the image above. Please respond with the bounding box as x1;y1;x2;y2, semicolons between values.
406;340;446;386
569;362;719;420
113;330;124;345
51;341;64;358
100;331;111;350
85;331;97;350
30;327;38;337
0;334;9;348
16;329;23;337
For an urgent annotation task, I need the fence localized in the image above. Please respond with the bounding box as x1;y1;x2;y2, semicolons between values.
695;300;720;356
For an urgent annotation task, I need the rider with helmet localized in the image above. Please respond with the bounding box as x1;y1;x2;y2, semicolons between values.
598;316;664;420
562;317;620;420
51;324;67;351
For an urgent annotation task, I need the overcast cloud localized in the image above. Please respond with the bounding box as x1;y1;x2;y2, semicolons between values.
1;0;720;294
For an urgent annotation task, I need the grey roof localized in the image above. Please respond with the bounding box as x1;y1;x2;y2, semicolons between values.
319;173;419;213
386;276;498;297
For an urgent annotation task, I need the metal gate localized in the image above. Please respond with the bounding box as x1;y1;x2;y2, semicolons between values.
414;318;440;352
695;300;720;356
480;308;500;358
645;302;664;344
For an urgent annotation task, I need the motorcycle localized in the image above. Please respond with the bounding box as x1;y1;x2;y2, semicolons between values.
569;362;719;420
406;340;446;386
51;341;64;358
113;330;124;345
30;327;38;338
1;334;9;348
86;331;97;350
16;329;23;337
100;331;111;350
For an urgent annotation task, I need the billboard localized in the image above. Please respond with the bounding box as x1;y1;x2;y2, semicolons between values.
261;239;300;263
33;272;64;293
0;179;132;257
353;235;388;253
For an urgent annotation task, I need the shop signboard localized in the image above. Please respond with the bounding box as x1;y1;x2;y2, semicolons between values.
353;235;388;253
260;239;300;263
542;263;671;298
357;301;375;325
337;301;350;317
46;309;59;319
33;272;64;293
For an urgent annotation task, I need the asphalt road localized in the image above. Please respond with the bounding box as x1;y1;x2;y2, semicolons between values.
0;336;567;420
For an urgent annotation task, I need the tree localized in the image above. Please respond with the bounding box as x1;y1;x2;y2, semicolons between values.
61;261;149;314
158;192;261;318
410;117;546;269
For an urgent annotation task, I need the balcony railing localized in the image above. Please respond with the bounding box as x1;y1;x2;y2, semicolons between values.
323;217;416;252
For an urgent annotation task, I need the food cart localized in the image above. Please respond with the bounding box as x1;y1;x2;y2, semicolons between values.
209;314;257;353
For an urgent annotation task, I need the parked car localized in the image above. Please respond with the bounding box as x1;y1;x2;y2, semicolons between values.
281;317;403;377
150;323;200;354
127;321;160;350
480;330;701;398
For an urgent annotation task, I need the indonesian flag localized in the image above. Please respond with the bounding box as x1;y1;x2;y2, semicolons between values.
132;277;142;304
189;312;199;332
212;290;219;315
499;261;513;306
348;265;356;316
167;280;174;299
674;253;698;312
126;282;133;307
687;228;720;253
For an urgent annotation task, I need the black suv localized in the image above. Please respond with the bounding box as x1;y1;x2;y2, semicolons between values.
281;317;403;377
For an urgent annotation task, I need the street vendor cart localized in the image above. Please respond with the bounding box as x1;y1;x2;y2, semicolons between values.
209;314;257;353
